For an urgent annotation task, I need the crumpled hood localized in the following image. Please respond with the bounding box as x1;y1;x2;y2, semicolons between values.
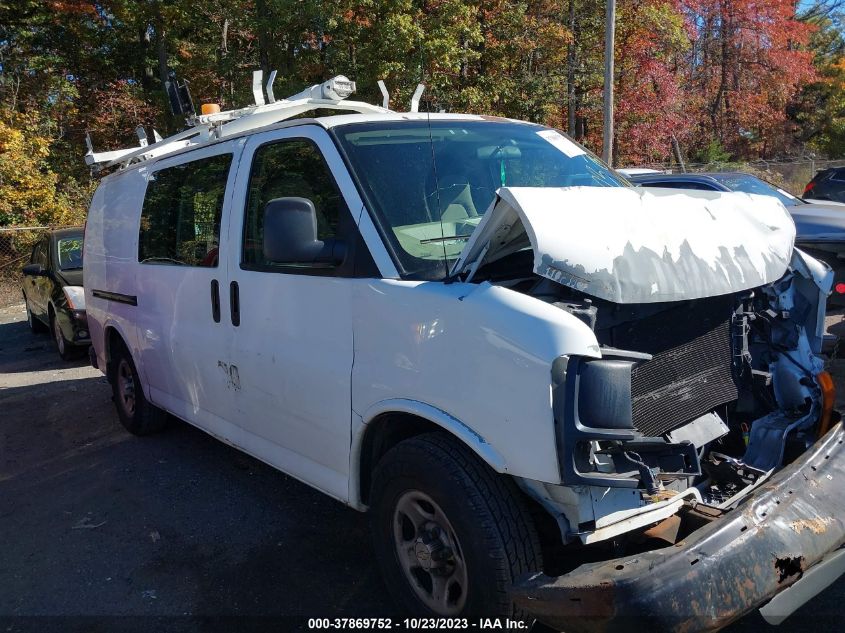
452;186;796;304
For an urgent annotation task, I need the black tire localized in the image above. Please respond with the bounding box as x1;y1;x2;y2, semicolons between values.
25;297;48;334
370;432;543;619
109;340;168;435
49;309;77;361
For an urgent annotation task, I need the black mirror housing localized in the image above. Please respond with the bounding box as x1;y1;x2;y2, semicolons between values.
22;263;46;277
262;197;345;266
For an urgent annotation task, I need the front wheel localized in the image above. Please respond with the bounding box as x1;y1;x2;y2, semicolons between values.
50;311;77;361
370;433;543;618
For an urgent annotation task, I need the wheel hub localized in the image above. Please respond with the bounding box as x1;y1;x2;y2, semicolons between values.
414;528;452;572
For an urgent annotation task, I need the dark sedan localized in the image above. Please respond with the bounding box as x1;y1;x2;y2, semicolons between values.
21;227;89;360
804;166;845;203
627;171;845;306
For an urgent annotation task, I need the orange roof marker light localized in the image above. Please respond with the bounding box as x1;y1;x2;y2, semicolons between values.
201;103;221;116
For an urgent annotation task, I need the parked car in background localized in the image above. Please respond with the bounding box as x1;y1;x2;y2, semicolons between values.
803;166;845;203
21;227;89;360
628;171;845;306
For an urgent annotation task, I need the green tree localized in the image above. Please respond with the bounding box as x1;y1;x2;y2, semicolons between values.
793;10;845;157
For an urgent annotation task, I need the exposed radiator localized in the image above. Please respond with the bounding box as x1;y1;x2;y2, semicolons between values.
614;298;739;437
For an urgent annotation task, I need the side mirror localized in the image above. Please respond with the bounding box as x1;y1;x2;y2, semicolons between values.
262;197;346;266
22;263;46;277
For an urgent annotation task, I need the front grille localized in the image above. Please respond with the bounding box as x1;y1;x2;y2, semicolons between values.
615;298;739;437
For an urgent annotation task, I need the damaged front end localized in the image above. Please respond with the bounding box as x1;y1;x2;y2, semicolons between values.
513;422;845;632
454;186;845;628
549;247;835;521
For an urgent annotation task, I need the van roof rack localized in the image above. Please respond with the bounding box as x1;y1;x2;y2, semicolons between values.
85;73;399;173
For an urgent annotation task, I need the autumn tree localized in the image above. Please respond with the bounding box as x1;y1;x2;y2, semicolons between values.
681;0;816;159
606;0;693;164
0;0;841;229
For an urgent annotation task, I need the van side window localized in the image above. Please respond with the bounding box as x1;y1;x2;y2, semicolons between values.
139;153;233;267
242;139;343;268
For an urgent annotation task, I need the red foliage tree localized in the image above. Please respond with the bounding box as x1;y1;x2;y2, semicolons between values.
680;0;816;158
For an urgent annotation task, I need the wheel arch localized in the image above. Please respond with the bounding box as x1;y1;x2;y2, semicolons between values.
102;322;135;379
352;399;508;509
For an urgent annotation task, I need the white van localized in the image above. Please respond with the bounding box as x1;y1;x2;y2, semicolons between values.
84;77;845;629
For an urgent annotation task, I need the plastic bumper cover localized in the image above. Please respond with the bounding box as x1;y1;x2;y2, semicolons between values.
512;421;845;632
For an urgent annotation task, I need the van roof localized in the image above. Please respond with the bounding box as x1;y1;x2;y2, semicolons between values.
94;112;527;183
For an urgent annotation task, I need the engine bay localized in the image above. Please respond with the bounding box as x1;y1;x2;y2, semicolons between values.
478;247;834;538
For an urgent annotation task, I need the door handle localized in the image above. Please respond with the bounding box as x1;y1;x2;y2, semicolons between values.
210;279;220;323
229;280;240;327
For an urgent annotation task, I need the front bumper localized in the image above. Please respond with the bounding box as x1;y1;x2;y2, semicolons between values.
512;421;845;632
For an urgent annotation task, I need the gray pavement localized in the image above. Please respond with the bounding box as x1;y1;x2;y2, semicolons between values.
1;300;843;632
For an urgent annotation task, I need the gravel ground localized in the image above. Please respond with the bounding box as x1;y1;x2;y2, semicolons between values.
0;277;22;309
1;299;844;632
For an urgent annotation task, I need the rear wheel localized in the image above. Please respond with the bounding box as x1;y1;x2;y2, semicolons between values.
370;432;543;618
109;341;168;435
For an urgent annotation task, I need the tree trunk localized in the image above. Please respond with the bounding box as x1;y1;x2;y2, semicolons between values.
156;21;169;85
567;0;576;135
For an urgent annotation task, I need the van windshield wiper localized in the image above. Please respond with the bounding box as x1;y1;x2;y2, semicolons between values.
140;257;189;265
419;234;472;244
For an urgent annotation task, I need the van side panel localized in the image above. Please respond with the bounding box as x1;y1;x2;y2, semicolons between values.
84;169;149;380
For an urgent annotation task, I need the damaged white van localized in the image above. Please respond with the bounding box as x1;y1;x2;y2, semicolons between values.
84;77;845;630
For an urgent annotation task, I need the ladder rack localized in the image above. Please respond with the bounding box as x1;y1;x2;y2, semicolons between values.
85;74;394;173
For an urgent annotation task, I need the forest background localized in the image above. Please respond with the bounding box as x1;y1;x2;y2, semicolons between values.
1;0;844;227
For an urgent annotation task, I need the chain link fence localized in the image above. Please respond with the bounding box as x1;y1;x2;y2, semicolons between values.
0;226;51;309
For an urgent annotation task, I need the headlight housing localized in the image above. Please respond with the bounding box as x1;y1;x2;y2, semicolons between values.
62;286;86;311
553;351;700;489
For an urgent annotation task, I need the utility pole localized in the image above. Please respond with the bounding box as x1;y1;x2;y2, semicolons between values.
603;0;616;166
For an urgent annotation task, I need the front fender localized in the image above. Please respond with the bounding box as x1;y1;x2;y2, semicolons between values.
351;279;602;485
359;398;508;471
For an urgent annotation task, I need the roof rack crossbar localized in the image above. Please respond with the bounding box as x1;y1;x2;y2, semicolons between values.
86;74;391;173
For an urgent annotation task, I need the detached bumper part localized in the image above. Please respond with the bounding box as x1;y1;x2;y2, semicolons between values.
512;422;845;632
